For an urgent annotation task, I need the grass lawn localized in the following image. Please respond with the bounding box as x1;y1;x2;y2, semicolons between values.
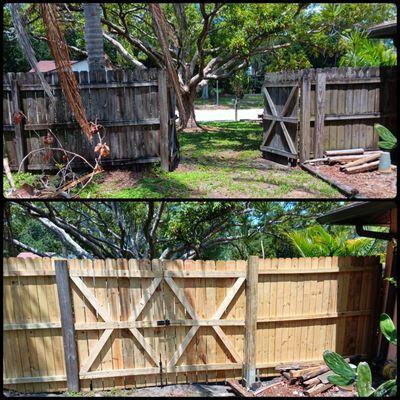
75;121;340;198
194;93;264;109
4;122;341;198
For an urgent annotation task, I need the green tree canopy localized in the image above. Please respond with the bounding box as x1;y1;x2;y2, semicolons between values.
3;201;386;261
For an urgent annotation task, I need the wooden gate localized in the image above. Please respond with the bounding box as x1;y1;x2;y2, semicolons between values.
260;71;301;164
261;67;397;164
3;256;381;393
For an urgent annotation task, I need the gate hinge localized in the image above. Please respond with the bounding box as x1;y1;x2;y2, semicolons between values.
157;319;171;326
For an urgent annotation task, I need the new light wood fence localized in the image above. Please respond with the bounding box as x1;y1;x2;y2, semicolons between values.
3;69;178;172
3;256;381;393
261;67;397;163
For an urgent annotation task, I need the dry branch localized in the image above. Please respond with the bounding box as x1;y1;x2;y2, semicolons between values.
340;152;382;170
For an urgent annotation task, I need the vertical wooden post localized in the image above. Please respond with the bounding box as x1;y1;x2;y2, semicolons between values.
54;259;80;392
243;256;259;388
10;72;27;171
299;70;311;162
314;71;326;159
158;69;170;171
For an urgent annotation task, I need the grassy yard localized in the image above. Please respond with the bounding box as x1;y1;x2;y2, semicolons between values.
194;93;264;109
4;122;341;198
75;122;340;198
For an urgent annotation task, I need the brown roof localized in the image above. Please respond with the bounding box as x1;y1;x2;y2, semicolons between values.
28;60;78;73
317;201;396;226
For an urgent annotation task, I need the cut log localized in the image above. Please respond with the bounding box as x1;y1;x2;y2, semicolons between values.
305;383;333;397
226;379;255;397
304;371;332;387
300;365;330;381
290;365;323;380
326;153;380;163
340;152;382;170
324;148;364;156
344;160;379;174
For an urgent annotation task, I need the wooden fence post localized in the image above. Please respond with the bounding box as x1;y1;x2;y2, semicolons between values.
243;255;259;388
158;69;170;171
299;70;311;162
54;259;80;392
10;72;27;171
314;71;326;158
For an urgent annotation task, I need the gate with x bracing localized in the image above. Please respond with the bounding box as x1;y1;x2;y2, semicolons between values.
68;258;249;389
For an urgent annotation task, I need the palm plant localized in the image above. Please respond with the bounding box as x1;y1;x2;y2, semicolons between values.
287;225;379;257
339;29;397;67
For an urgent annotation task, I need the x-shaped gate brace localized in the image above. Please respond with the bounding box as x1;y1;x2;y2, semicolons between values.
261;84;299;156
71;274;246;376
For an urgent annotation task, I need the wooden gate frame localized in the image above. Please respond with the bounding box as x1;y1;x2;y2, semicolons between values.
54;259;258;389
260;81;300;159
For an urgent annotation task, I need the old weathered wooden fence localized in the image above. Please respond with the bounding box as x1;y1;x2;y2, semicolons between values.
261;67;397;163
3;256;381;393
3;69;178;172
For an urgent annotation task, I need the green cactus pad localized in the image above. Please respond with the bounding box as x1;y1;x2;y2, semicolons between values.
323;350;356;380
357;362;373;397
327;373;355;386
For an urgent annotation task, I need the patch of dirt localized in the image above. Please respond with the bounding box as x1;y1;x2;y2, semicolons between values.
96;170;142;192
253;378;355;397
310;164;397;198
4;384;235;397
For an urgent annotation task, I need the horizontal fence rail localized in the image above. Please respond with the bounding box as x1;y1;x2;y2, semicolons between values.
3;69;177;172
3;256;381;393
261;66;397;163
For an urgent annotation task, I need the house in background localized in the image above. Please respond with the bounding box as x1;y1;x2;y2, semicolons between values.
318;201;397;364
29;56;113;73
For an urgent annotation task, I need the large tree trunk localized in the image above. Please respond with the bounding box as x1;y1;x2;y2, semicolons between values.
84;3;105;73
181;91;201;130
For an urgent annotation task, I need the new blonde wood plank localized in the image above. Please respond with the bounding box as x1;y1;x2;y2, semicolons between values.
24;257;49;393
207;260;217;383
195;260;207;383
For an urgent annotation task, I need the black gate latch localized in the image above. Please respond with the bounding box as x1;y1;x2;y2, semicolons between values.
157;319;171;326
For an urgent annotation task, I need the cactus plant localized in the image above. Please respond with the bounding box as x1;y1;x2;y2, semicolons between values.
357;362;374;397
323;350;356;381
322;314;397;397
374;124;397;150
380;313;397;345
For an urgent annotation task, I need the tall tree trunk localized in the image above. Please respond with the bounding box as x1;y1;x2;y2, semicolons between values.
181;91;201;130
84;3;105;73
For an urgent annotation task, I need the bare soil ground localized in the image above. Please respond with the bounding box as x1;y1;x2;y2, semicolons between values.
4;384;235;397
309;164;397;198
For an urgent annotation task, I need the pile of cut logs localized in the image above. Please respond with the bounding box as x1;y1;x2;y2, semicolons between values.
276;358;356;397
304;148;382;174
